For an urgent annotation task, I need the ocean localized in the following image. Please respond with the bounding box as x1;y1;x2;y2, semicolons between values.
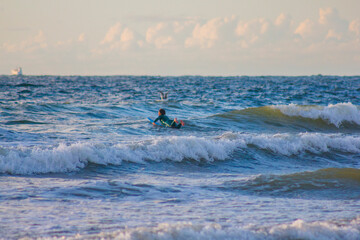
0;75;359;240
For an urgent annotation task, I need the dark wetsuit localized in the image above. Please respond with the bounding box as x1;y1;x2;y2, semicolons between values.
154;115;182;129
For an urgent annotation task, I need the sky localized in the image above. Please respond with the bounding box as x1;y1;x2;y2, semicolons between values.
1;0;360;76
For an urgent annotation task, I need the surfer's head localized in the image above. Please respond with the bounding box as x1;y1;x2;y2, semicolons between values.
158;108;166;115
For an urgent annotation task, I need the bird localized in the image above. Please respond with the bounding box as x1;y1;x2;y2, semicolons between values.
159;91;168;100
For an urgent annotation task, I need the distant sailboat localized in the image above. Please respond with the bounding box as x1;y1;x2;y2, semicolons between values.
11;67;23;75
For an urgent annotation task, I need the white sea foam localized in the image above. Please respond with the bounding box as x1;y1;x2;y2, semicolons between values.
66;218;360;240
0;136;238;174
1;132;360;174
221;132;360;156
272;102;360;127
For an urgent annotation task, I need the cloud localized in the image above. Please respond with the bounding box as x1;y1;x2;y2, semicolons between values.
349;19;360;36
319;8;348;41
236;18;271;46
319;7;347;29
234;14;295;48
112;27;135;50
54;33;86;48
294;8;349;42
78;33;85;42
325;29;342;41
98;23;138;51
2;30;47;53
144;19;197;49
185;17;235;48
275;13;288;26
100;22;122;45
145;22;174;48
294;19;314;38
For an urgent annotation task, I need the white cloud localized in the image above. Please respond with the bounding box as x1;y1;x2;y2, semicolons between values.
319;8;333;25
55;39;72;47
319;8;348;41
55;33;87;48
349;19;360;36
185;17;231;48
325;29;342;41
294;19;314;38
318;7;347;30
294;7;350;42
100;22;122;45
144;20;197;49
145;22;174;48
275;13;287;26
120;28;134;42
2;30;47;53
235;15;294;48
146;22;165;43
236;18;270;36
98;23;138;51
78;33;85;42
274;13;293;33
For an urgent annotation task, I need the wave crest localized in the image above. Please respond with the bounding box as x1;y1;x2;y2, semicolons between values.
1;132;360;175
215;103;360;130
67;218;360;240
272;102;360;127
220;132;360;156
0;136;237;174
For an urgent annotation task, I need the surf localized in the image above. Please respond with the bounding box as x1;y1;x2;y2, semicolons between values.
212;103;360;132
61;218;360;240
1;132;360;175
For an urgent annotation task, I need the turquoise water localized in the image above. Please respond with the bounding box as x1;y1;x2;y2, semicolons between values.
0;75;360;239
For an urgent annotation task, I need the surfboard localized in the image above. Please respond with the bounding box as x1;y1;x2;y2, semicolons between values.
148;117;184;128
147;117;162;126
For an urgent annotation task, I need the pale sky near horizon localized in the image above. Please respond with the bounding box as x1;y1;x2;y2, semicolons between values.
1;0;360;75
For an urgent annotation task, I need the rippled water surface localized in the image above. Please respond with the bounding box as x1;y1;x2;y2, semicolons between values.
1;75;360;239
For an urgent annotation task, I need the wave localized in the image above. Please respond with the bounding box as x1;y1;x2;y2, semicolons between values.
48;180;158;200
221;168;360;200
1;132;360;174
219;132;360;156
0;136;237;174
272;103;360;128
5;120;48;125
215;103;360;129
15;83;45;88
56;218;360;240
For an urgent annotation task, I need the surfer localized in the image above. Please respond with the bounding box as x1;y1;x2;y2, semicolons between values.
153;108;184;128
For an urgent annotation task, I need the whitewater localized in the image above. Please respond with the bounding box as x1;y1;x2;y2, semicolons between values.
0;75;359;240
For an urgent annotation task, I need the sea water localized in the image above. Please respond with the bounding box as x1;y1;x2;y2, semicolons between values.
0;75;359;239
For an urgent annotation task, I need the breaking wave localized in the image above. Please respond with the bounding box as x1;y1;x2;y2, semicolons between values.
215;103;360;129
1;132;360;175
0;136;237;174
219;132;360;156
272;102;360;127
58;218;360;240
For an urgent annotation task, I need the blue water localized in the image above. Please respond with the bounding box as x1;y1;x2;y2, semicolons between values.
1;75;360;239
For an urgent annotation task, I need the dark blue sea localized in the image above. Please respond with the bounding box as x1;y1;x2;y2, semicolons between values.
1;75;360;239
